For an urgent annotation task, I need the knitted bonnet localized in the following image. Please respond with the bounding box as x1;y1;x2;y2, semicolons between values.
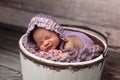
23;14;67;52
27;14;66;41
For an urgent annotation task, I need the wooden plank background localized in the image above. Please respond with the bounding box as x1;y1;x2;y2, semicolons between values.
0;0;120;29
0;0;120;80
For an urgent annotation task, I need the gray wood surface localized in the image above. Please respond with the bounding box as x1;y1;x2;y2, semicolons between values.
0;23;120;80
0;24;24;80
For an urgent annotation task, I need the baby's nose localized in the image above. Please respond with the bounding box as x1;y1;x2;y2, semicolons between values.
43;40;53;48
40;41;52;51
44;41;50;47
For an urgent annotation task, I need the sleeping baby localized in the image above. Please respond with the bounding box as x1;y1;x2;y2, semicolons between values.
22;14;103;62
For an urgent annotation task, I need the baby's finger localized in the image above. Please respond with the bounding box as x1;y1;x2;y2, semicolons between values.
39;51;46;56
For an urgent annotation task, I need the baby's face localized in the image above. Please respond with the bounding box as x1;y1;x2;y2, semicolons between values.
33;28;60;52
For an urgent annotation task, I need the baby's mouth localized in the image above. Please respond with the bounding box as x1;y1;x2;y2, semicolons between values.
45;43;53;51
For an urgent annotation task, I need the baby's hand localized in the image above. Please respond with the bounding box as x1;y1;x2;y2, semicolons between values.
49;49;68;57
48;49;63;56
39;51;46;56
58;52;68;58
39;49;63;56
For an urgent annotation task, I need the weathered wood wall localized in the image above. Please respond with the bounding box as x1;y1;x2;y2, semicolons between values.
0;0;120;29
0;0;120;80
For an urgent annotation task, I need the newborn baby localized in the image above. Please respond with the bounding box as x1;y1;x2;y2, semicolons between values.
23;14;103;62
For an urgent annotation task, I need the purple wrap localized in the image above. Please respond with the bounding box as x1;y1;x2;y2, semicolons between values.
64;30;94;45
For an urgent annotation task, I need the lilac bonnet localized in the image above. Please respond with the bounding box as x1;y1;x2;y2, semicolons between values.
22;14;67;53
26;14;67;41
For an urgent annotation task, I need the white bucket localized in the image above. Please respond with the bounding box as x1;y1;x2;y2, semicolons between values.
19;25;108;80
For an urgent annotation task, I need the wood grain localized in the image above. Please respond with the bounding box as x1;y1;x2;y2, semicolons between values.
1;0;120;29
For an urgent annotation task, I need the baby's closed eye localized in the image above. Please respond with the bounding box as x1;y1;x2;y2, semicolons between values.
45;36;50;40
37;41;43;46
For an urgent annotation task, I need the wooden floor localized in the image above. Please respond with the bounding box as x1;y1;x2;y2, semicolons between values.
0;23;25;80
0;23;120;80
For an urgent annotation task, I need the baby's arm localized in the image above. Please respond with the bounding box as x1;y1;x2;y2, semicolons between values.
64;37;75;49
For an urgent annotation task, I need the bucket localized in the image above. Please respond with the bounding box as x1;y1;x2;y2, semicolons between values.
19;25;108;80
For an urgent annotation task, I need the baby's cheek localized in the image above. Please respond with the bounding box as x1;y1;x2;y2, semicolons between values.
54;41;59;47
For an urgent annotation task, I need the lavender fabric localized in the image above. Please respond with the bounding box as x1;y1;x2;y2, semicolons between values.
64;30;94;45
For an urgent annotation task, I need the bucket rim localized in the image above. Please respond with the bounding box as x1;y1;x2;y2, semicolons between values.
19;25;108;67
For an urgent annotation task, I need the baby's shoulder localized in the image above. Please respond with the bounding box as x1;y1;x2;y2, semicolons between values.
64;37;74;49
64;36;83;49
